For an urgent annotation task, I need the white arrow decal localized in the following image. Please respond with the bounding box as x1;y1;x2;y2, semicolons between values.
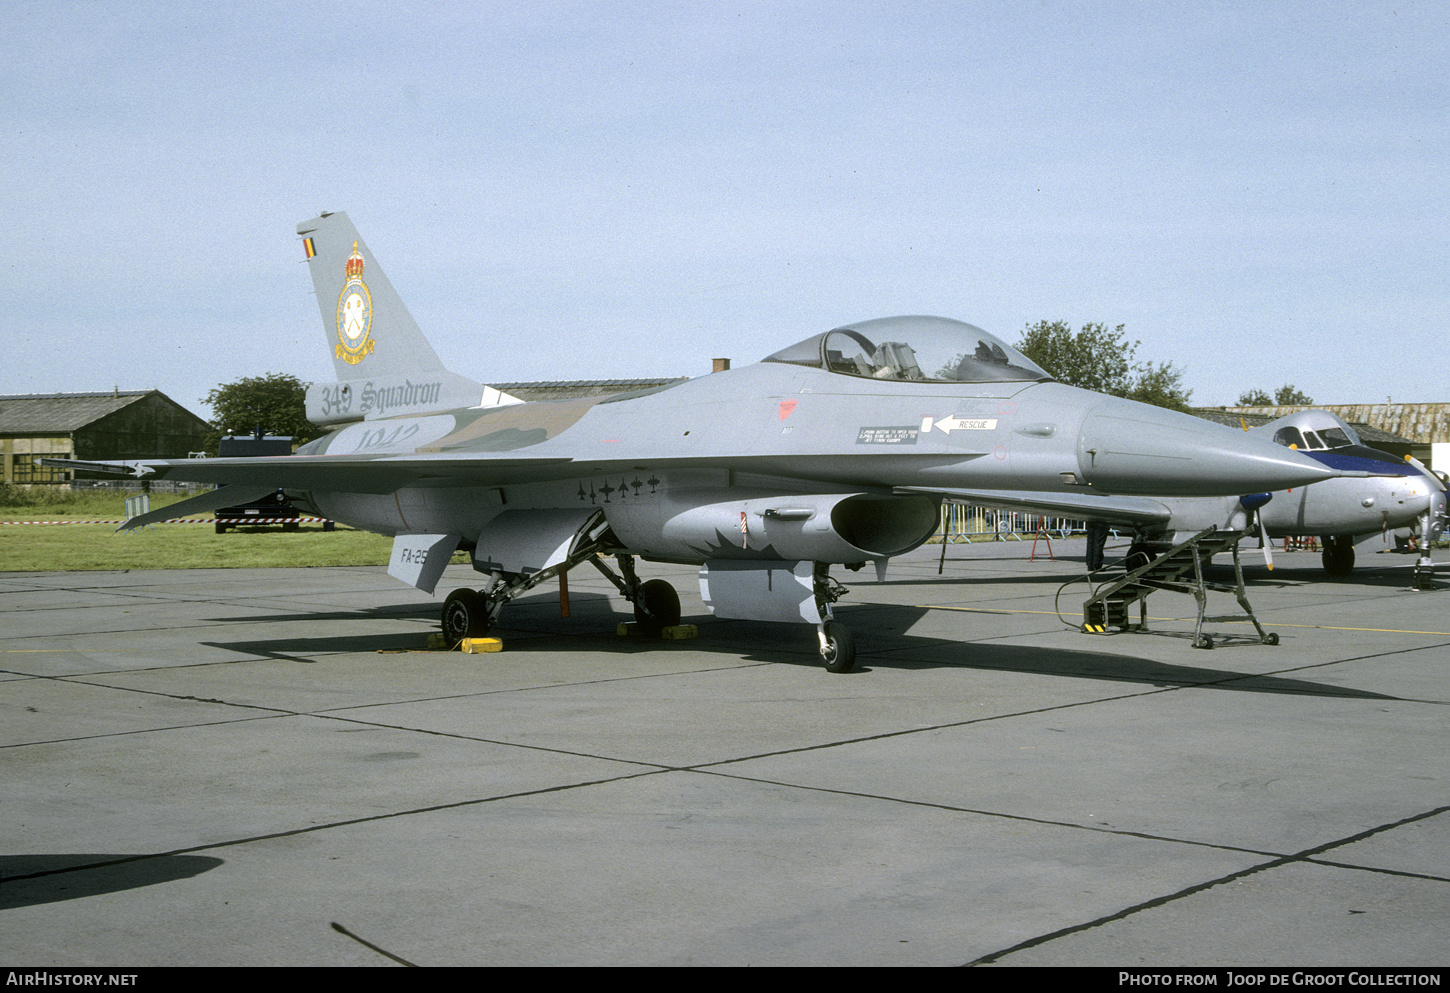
924;416;997;434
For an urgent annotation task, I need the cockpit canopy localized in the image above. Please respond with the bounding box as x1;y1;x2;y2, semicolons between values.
1263;410;1362;452
763;315;1053;385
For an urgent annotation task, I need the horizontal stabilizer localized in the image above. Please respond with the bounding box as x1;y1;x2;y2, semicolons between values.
118;485;277;531
40;458;152;477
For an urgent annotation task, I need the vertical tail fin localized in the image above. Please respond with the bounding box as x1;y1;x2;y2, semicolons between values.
298;211;452;381
296;212;515;423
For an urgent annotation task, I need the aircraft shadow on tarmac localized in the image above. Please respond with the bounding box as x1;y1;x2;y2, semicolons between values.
0;854;223;910
1211;559;1437;591
196;596;1396;703
742;604;1398;701
910;558;1437;591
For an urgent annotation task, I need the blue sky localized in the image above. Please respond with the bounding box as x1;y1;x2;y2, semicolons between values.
2;1;1446;418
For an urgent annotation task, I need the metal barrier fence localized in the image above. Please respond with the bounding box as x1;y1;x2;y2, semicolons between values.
937;502;1085;542
70;480;212;495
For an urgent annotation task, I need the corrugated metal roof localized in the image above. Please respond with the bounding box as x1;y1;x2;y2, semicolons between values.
0;391;159;434
1193;408;1411;446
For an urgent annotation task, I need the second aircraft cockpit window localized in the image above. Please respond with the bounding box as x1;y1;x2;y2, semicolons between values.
1273;426;1355;451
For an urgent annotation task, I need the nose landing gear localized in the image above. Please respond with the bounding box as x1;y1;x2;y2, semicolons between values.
818;620;856;673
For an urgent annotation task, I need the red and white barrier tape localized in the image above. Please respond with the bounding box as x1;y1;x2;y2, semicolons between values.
1;517;333;525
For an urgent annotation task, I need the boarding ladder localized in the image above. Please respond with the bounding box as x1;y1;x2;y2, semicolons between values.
1081;526;1279;649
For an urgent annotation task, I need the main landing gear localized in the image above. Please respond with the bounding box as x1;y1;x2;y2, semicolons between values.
587;553;682;634
440;546;859;675
437;539;682;647
632;578;682;636
439;510;614;646
1322;535;1355;577
441;587;494;642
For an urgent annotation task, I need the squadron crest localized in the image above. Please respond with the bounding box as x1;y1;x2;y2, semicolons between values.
335;241;375;364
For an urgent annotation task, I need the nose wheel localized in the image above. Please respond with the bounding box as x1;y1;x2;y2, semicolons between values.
818;621;856;672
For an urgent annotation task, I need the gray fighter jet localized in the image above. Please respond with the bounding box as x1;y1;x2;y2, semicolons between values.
53;212;1346;672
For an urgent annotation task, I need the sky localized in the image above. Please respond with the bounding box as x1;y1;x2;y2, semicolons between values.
2;0;1446;420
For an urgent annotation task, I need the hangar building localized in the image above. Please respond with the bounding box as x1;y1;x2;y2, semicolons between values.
0;390;210;485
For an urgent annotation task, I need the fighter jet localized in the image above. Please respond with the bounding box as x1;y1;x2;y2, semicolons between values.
50;211;1345;672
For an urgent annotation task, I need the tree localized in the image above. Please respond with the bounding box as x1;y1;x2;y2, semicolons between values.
1236;384;1314;406
202;373;318;455
1274;384;1314;405
1016;320;1193;411
1126;361;1194;411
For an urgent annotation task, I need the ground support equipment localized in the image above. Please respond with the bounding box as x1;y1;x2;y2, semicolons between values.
1081;526;1278;649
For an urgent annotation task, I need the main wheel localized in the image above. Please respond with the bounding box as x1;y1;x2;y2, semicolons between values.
821;621;856;673
633;579;681;636
1125;543;1153;573
1322;536;1355;577
441;588;490;644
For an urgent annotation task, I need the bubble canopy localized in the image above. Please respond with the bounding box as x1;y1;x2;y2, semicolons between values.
762;315;1053;385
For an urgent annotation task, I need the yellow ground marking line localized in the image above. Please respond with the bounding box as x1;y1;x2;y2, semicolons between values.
918;604;1450;638
1220;622;1450;636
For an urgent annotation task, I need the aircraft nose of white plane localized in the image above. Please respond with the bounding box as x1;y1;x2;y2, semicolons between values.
1076;399;1338;497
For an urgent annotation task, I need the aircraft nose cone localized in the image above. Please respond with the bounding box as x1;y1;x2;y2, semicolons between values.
1077;399;1338;497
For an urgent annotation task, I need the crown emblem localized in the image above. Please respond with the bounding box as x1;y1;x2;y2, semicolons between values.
345;241;365;280
335;240;374;364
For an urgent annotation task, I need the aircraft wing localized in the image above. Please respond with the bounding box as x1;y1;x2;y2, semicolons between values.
42;454;576;494
50;457;1178;527
897;486;1173;526
45;451;976;495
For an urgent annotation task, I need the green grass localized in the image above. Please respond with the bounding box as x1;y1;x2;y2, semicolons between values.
0;521;401;572
0;486;409;571
0;485;191;519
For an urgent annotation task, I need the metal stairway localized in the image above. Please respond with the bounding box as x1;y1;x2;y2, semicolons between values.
1081;526;1279;649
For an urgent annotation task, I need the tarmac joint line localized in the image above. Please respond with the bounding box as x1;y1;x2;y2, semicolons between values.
330;921;418;967
961;803;1450;967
